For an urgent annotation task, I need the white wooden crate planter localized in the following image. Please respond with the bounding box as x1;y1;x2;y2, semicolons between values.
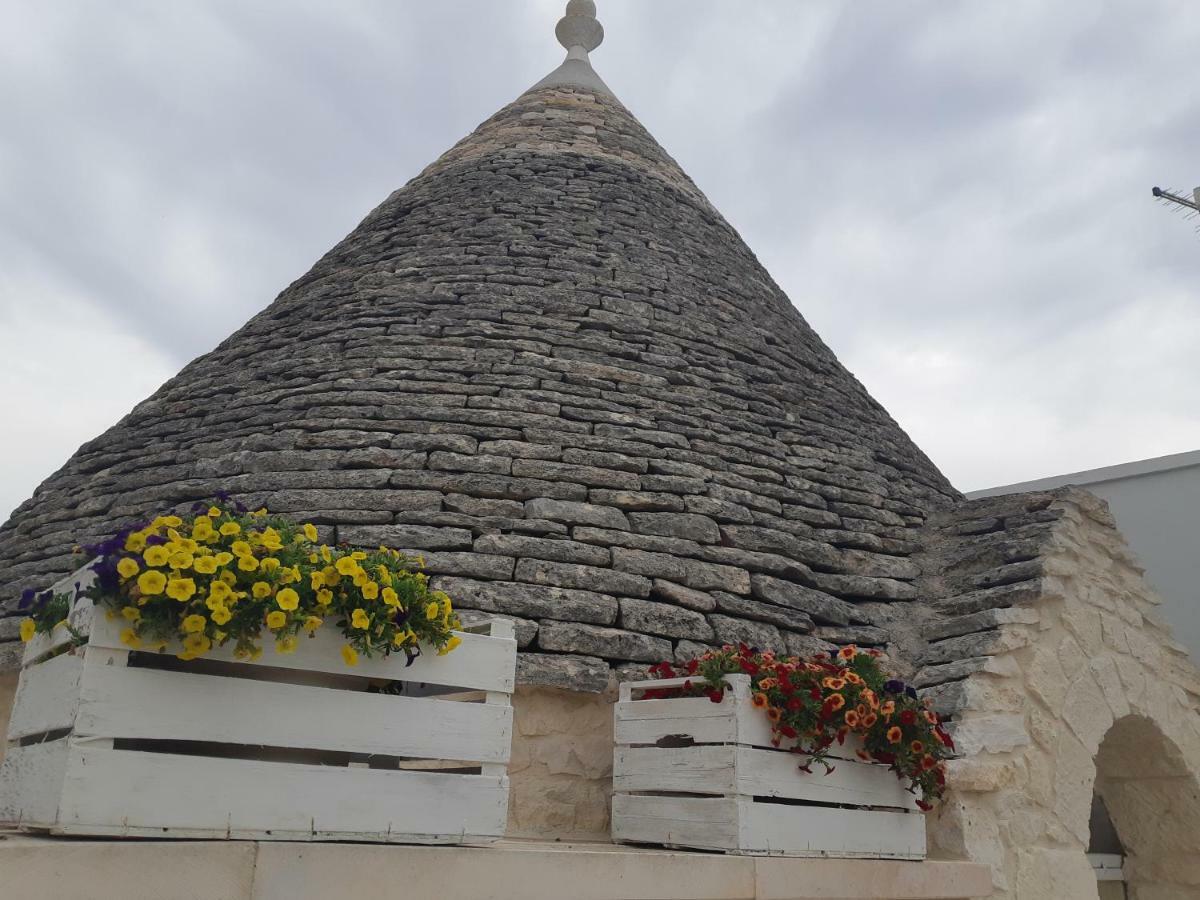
0;567;517;843
611;674;927;859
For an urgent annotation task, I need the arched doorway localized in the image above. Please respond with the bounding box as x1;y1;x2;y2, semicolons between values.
1091;715;1200;899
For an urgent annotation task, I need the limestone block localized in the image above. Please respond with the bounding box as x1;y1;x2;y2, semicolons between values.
949;714;1030;755
1052;729;1095;845
618;597;714;641
1062;675;1113;750
649;579;717;612
1025;644;1069;713
516;652;611;693
1014;848;1098;900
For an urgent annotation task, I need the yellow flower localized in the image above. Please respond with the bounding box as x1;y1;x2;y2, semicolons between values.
252;581;273;599
182;633;211;655
207;506;222;518
162;515;183;528
351;608;370;630
252;507;268;517
211;607;232;626
219;569;237;587
117;557;140;580
261;528;283;551
182;614;207;634
168;550;194;569
353;572;369;588
192;515;213;531
335;556;359;576
121;606;141;622
303;616;322;633
266;611;287;630
261;557;281;573
237;555;259;572
303;523;319;542
276;588;300;611
231;540;253;558
275;635;298;654
320;545;332;563
381;587;399;607
437;635;463;656
341;644;359;667
280;565;300;584
120;628;142;649
426;602;440;621
214;552;234;567
137;570;167;596
310;570;325;590
124;532;147;553
193;556;218;575
209;581;233;603
166;578;197;602
19;618;36;642
322;565;339;584
220;522;242;537
362;581;380;601
143;546;170;567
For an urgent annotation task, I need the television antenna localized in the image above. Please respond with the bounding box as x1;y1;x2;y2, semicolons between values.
1152;186;1200;235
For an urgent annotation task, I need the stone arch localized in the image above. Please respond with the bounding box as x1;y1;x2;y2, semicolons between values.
921;489;1200;899
1093;715;1200;898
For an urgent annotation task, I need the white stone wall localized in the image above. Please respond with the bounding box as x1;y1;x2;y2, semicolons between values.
928;489;1200;900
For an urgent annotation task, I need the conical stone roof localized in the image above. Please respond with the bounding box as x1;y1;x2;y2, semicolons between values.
0;13;959;689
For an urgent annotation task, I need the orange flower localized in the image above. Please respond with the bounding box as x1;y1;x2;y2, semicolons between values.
855;704;868;718
924;710;938;725
824;693;846;713
844;710;860;727
838;645;858;661
887;726;903;744
856;749;871;762
767;706;782;723
911;740;925;754
880;700;896;718
752;692;770;709
861;689;878;710
822;677;846;690
759;677;778;690
922;754;938;770
844;672;863;686
862;712;878;728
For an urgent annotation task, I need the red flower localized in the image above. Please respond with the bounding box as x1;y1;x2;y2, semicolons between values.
916;800;933;812
786;697;803;712
899;709;917;726
707;689;724;704
779;725;798;739
686;658;699;675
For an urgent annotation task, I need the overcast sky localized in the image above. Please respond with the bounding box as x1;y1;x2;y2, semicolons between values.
2;0;1198;521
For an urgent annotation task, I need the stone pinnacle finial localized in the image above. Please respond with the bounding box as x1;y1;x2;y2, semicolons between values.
556;0;604;55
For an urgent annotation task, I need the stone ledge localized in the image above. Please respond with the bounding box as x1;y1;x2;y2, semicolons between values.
0;836;992;899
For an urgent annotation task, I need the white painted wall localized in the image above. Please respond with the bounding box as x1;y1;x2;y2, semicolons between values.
969;451;1200;661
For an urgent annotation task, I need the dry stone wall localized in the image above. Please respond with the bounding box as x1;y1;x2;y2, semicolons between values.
0;86;958;687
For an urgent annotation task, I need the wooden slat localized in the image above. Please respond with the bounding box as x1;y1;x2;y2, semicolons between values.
73;662;513;763
613;745;916;810
612;793;925;859
0;738;69;828
6;651;83;742
740;798;925;859
612;794;739;850
56;745;509;840
88;613;516;693
21;601;93;668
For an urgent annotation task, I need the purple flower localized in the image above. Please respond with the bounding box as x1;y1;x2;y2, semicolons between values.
18;588;35;610
905;686;918;700
884;679;905;694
